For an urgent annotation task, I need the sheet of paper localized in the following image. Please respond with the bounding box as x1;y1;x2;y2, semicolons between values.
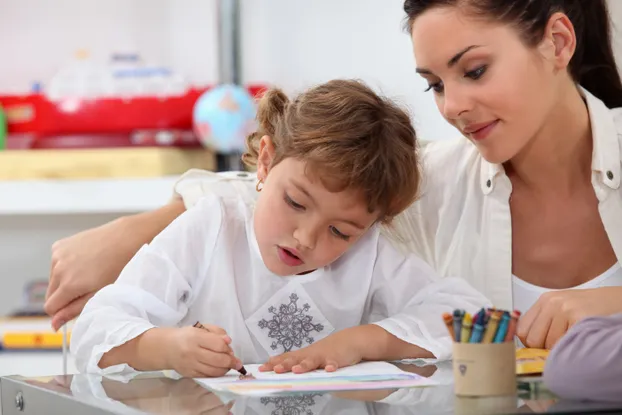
195;361;438;396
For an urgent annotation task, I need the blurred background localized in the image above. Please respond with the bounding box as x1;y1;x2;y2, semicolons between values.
1;0;622;379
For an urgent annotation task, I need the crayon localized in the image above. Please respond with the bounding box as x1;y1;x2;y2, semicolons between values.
469;311;485;343
493;311;511;343
482;310;502;343
482;308;492;326
504;310;521;342
461;313;472;343
442;312;454;340
453;310;465;342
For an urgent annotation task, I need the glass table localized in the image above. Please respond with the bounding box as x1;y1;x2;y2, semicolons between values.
1;362;620;415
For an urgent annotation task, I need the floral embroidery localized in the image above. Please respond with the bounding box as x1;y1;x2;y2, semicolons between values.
258;293;325;352
260;394;322;415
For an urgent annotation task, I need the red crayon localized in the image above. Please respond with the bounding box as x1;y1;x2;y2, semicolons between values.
504;310;521;342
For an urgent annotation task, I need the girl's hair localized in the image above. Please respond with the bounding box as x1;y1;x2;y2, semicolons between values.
243;79;420;223
403;0;622;109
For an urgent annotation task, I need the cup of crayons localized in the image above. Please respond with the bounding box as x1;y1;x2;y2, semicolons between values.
444;308;521;397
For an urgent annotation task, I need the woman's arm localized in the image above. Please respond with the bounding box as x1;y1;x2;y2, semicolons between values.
45;200;186;330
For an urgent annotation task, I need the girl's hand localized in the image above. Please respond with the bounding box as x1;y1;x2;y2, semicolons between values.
167;325;243;378
517;287;622;349
259;330;364;374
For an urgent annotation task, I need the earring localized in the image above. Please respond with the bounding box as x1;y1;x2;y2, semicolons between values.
256;179;263;192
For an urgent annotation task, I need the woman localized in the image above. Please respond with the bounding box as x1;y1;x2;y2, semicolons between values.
46;0;622;351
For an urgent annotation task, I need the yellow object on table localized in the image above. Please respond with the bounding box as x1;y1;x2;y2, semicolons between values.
516;348;549;375
0;147;215;180
2;331;71;349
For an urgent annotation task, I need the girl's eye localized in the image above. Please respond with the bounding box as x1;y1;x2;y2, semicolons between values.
330;226;350;241
284;193;305;210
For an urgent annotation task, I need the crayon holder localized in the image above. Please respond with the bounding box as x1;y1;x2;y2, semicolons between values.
452;342;517;397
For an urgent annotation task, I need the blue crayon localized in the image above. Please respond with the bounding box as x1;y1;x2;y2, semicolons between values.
469;311;485;343
494;311;511;343
452;309;465;342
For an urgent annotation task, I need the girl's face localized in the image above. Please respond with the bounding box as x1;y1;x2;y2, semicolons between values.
410;7;574;164
253;137;379;277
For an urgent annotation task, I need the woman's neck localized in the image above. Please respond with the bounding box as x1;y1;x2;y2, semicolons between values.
505;86;593;195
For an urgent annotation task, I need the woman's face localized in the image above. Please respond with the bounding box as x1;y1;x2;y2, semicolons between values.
410;7;564;164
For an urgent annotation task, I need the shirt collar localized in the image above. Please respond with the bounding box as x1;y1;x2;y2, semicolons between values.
481;87;621;194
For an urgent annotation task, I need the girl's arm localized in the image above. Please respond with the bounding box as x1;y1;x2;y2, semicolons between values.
70;195;227;375
367;235;492;361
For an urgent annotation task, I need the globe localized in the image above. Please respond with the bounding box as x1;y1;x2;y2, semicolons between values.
192;84;258;154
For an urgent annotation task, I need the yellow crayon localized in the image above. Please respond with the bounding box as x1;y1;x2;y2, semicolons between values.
460;313;472;343
482;310;502;343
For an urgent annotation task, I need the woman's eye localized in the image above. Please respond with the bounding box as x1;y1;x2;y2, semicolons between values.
424;81;444;94
465;65;487;80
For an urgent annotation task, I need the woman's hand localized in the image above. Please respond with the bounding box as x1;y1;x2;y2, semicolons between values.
45;201;186;330
517;286;622;349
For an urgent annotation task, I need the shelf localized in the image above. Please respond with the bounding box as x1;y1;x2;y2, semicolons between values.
0;176;179;215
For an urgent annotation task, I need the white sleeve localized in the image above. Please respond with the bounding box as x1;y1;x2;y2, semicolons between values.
70;194;225;375
173;168;257;209
368;236;492;361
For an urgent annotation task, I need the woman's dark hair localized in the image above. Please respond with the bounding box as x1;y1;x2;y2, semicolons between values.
403;0;622;108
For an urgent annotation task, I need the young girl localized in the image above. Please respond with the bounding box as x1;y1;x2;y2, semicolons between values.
71;80;490;377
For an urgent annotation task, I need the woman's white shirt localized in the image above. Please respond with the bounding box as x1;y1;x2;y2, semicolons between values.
382;89;622;309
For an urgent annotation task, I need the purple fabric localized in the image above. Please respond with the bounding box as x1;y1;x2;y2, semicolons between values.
543;313;622;402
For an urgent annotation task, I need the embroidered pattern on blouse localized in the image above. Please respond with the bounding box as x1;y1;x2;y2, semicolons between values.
257;293;325;352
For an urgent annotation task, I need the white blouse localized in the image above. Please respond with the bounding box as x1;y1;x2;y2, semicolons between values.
71;183;490;375
381;88;622;309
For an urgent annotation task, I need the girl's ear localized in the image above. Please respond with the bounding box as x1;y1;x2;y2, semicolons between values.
256;135;276;181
